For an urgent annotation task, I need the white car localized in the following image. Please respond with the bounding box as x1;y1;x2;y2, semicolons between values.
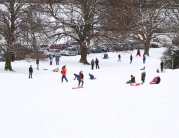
60;47;78;56
44;49;61;57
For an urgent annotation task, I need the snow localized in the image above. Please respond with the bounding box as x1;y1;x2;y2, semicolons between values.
0;48;179;138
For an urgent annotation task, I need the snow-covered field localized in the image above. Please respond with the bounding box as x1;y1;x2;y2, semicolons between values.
0;48;179;138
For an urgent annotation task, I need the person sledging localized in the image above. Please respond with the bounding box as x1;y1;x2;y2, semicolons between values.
89;73;96;80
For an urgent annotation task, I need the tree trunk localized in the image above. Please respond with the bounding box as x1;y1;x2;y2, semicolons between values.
79;46;89;65
144;39;150;56
5;52;13;71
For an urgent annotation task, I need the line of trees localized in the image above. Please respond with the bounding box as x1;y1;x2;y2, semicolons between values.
0;0;179;70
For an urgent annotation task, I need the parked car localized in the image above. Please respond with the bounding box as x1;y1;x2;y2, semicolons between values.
150;43;159;48
44;49;61;57
0;53;6;61
50;44;63;50
90;46;103;53
60;47;78;56
77;48;90;55
100;46;108;52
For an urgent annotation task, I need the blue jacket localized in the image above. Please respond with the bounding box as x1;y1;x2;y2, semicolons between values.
89;74;94;79
74;74;79;80
143;54;146;60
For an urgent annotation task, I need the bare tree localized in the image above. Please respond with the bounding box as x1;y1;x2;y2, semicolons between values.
126;0;169;55
0;0;49;71
42;0;108;64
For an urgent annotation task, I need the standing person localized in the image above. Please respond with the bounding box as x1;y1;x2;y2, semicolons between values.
36;59;39;70
11;54;15;62
130;54;133;64
141;71;146;85
91;59;94;70
78;71;84;87
50;55;53;65
143;53;146;64
29;65;33;79
55;55;60;65
95;58;99;69
118;54;121;62
61;65;68;83
160;60;164;72
136;49;141;56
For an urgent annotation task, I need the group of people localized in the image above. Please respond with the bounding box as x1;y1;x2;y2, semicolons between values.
91;58;99;70
29;49;164;86
52;65;96;88
49;55;61;65
126;71;146;85
126;60;164;85
129;49;146;64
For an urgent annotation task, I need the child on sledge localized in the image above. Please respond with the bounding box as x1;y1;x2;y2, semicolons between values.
73;73;79;80
126;75;136;84
89;73;96;80
141;71;146;84
156;69;160;73
150;76;161;84
52;67;59;72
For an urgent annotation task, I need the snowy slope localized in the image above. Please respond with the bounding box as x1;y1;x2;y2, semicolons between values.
0;48;179;138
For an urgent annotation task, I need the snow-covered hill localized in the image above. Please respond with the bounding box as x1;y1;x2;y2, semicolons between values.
0;48;179;138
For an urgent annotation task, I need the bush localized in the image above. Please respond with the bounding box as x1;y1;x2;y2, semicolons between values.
161;46;179;69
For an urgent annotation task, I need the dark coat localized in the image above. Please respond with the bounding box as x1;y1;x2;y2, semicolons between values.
89;74;94;79
95;59;99;64
36;59;39;64
118;54;121;58
91;60;94;65
131;76;135;83
160;62;164;69
29;67;33;73
130;55;133;60
141;73;146;80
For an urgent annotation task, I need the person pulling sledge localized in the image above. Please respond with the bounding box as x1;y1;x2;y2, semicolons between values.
78;71;84;87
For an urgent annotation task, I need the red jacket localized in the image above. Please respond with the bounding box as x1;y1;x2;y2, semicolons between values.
61;67;67;76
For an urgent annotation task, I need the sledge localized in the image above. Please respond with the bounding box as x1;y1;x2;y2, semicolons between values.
130;83;140;86
102;54;109;59
72;86;83;89
89;78;96;80
43;68;48;70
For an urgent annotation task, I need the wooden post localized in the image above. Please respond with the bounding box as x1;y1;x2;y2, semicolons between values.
172;58;174;70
